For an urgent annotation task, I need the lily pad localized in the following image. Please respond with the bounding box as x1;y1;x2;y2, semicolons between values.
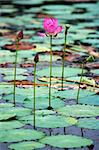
0;112;16;121
40;135;93;148
54;89;95;100
23;97;65;109
57;104;99;117
3;75;27;81
9;141;45;150
79;95;99;106
0;107;31;117
0;68;27;76
0;121;24;130
37;67;86;77
19;115;77;128
77;118;99;130
0;129;45;142
0;83;13;95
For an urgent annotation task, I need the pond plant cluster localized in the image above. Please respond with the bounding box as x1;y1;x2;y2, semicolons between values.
0;0;99;150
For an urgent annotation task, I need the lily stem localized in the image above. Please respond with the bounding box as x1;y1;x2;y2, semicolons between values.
77;63;84;104
48;35;52;109
13;41;18;107
33;63;36;129
61;26;68;90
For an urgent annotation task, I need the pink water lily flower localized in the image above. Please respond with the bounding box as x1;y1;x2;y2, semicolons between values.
39;18;62;37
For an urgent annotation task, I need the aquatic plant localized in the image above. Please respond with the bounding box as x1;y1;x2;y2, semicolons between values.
13;30;23;106
33;53;39;129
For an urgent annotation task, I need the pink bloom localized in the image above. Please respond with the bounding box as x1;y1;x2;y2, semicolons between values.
38;32;46;37
43;18;62;36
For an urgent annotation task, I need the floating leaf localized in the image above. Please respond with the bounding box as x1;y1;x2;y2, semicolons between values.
77;118;99;130
19;115;77;128
23;97;65;109
37;67;86;77
79;95;99;106
0;121;24;130
57;104;99;117
0;129;45;142
40;135;93;148
9;141;45;150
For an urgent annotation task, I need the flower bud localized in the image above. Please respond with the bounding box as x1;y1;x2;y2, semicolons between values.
34;54;39;63
16;30;23;41
86;55;95;62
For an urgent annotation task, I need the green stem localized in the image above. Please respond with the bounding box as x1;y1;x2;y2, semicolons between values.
61;27;68;90
13;42;18;106
48;35;52;109
33;63;36;129
77;63;84;104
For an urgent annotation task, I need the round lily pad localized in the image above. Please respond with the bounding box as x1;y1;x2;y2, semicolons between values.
79;95;99;106
4;75;27;81
0;107;31;117
0;129;45;142
0;68;27;76
3;94;27;103
0;120;24;130
40;135;93;148
9;141;45;150
23;97;65;109
37;67;86;77
0;112;16;121
19;115;77;128
0;103;14;108
57;104;99;117
77;118;99;130
54;89;95;100
0;83;13;95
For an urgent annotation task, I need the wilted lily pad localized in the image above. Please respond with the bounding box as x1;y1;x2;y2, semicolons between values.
77;118;99;130
57;104;99;117
0;129;45;142
40;135;93;148
9;141;45;150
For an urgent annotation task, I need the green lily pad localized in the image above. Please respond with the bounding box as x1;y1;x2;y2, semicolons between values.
54;89;95;100
0;129;45;142
57;104;99;117
40;135;93;148
9;141;45;150
3;75;27;81
79;95;99;106
0;112;16;121
0;121;24;130
77;118;99;130
23;97;65;109
0;83;13;95
0;107;31;117
0;68;27;76
19;115;77;128
91;69;99;75
3;94;28;103
37;67;86;77
0;103;14;108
